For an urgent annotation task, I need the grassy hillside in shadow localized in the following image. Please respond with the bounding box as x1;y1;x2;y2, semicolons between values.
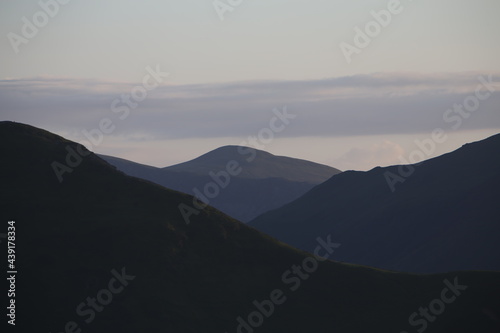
1;121;499;333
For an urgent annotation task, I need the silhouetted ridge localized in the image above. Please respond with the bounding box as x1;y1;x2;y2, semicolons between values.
1;122;499;333
249;133;500;273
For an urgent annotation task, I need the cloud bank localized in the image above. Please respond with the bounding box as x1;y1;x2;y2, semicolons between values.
1;72;499;144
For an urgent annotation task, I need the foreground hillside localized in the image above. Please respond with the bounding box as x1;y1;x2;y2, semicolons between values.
1;121;499;333
250;134;500;273
99;146;340;222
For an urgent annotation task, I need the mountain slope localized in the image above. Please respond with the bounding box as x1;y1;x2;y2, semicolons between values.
98;146;340;222
249;134;500;273
1;121;500;332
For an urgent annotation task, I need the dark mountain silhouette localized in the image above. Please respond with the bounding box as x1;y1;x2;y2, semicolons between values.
98;146;340;222
164;145;338;183
2;121;500;332
249;134;500;273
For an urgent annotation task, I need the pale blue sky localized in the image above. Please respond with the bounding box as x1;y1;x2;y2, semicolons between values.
1;1;500;170
2;0;500;83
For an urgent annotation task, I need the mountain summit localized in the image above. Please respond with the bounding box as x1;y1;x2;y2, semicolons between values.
165;145;340;183
100;146;340;222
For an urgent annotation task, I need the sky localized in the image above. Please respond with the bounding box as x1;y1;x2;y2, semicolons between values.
1;0;500;170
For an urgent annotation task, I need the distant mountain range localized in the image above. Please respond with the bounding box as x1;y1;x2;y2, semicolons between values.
99;146;340;222
2;121;500;332
250;134;500;273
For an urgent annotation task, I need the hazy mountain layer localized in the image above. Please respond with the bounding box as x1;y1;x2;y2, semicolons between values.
99;146;340;222
250;134;500;273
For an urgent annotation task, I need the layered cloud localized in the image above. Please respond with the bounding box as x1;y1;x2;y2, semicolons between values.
1;72;499;143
